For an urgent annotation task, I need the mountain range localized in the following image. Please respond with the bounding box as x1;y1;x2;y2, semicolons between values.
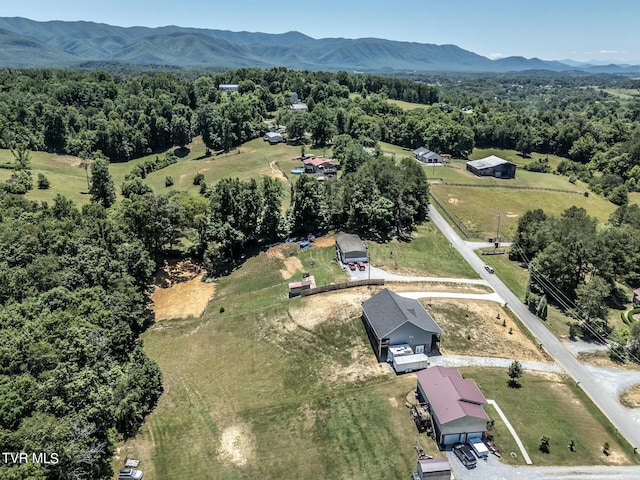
0;16;638;74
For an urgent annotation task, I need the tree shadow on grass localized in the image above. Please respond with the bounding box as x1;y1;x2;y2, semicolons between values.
507;379;522;389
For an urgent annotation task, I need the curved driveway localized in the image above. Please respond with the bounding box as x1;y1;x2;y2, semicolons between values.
428;204;640;450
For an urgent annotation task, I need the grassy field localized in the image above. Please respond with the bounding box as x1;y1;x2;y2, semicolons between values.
365;221;478;278
462;367;637;466
0;136;312;206
430;155;616;239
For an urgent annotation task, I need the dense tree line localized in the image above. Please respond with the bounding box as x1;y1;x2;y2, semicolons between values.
190;147;429;275
1;68;638;180
0;192;162;479
511;205;640;359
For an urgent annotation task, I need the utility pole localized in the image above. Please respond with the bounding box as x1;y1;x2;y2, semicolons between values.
495;212;501;253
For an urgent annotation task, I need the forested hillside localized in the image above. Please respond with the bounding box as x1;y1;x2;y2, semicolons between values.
0;195;162;479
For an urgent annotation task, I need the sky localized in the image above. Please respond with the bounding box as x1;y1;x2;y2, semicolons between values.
3;0;639;63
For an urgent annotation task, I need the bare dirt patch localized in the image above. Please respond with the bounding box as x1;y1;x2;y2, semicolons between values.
620;384;640;408
576;351;640;370
428;298;545;361
218;424;254;468
151;259;216;320
270;161;286;181
447;195;459;205
313;235;335;248
280;256;303;279
288;289;370;329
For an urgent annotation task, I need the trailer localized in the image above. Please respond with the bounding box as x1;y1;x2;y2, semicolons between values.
393;353;429;373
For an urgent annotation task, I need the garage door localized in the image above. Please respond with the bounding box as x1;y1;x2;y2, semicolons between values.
442;434;461;445
467;432;483;442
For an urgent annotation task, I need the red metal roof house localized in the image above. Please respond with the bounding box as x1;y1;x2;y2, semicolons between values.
416;366;489;446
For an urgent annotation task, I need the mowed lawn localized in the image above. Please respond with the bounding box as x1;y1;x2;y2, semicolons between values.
461;367;637;466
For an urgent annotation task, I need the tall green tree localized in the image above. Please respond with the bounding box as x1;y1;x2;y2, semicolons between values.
89;154;116;208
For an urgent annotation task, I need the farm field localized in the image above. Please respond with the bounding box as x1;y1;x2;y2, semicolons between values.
429;153;617;239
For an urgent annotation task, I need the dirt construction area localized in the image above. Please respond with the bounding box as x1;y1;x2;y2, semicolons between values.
151;259;216;321
426;298;547;362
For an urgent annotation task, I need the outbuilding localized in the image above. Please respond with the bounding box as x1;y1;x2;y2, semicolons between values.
264;132;284;144
361;289;442;360
466;155;516;178
415;458;451;480
335;234;367;264
413;147;443;164
416;366;489;447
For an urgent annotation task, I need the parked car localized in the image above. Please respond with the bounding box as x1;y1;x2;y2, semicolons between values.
348;262;356;271
452;443;477;469
119;468;144;480
357;261;366;271
484;265;494;274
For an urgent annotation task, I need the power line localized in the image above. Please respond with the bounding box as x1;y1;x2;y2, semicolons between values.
510;240;640;364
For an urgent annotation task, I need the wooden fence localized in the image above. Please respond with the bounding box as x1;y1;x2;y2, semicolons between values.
299;278;384;297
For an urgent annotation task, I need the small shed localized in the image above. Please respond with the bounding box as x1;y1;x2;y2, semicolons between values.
288;277;315;298
466;155;516;179
335;234;367;264
289;103;308;112
264;132;284;144
416;458;451;480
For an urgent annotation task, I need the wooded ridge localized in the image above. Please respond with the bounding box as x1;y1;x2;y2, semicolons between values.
0;16;639;73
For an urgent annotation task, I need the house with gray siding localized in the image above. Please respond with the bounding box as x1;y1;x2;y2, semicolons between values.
361;289;442;360
416;366;489;447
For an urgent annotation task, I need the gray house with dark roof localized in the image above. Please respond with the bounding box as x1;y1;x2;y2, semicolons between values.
361;289;442;360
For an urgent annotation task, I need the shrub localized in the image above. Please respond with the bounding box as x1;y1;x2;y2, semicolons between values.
37;173;50;189
540;435;550;453
165;176;174;187
193;172;205;186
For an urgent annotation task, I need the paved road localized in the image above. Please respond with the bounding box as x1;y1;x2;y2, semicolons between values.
428;204;640;450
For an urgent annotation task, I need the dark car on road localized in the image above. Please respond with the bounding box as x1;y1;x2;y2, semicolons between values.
452;442;477;468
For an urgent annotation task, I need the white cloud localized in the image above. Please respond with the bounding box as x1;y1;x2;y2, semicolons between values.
487;53;505;59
